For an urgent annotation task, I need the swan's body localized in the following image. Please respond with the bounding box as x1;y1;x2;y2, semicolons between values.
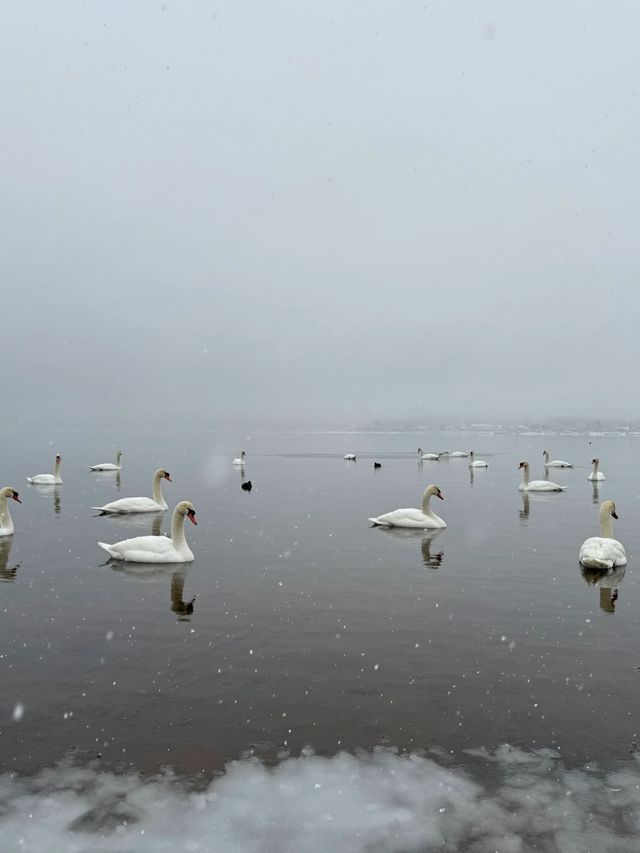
579;500;626;569
420;452;440;460
542;450;573;468
450;451;468;458
344;454;356;461
90;451;123;472
469;451;488;468
233;451;246;466
27;455;62;485
588;458;605;481
92;468;172;513
99;501;197;563
0;487;21;537
518;461;565;492
369;484;446;529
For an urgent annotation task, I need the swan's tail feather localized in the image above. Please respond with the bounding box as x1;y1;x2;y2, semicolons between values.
91;507;109;515
26;478;33;484
98;542;115;557
368;518;381;525
581;556;614;570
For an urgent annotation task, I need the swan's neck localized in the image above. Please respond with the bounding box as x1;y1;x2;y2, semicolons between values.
171;509;187;546
54;458;61;478
599;506;614;538
0;493;12;532
421;491;434;515
116;452;122;466
592;460;599;475
152;474;166;507
520;465;530;487
543;452;549;464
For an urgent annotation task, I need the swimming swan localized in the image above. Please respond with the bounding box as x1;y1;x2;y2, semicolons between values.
450;451;469;458
0;487;21;536
98;500;197;563
518;461;565;492
579;500;626;569
368;484;446;529
469;452;488;468
233;451;246;465
344;454;356;461
542;450;573;468
420;452;440;460
90;451;123;471
92;468;172;513
588;458;605;481
27;454;62;485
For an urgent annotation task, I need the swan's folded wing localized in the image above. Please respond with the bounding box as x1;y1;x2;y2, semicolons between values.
100;534;176;560
92;497;161;513
369;508;430;527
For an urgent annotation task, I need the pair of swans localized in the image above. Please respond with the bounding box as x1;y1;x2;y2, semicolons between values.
99;501;197;563
0;487;21;536
90;451;123;472
27;454;63;485
369;484;446;529
517;461;565;491
579;500;626;569
93;468;172;513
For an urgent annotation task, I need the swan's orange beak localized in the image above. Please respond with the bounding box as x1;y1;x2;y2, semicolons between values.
187;511;197;525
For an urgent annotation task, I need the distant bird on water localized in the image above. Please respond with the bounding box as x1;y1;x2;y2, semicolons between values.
344;454;356;461
241;481;253;492
373;462;382;470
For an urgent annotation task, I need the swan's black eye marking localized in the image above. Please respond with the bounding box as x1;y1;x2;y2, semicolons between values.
187;508;196;517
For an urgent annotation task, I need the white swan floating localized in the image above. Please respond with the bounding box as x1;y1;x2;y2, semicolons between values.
450;451;468;458
579;500;626;569
588;458;605;481
421;452;440;460
344;454;356;461
369;484;446;529
90;451;123;472
517;461;565;492
469;452;488;468
98;500;197;563
233;451;246;466
27;454;62;485
92;468;172;513
542;450;573;468
0;487;21;536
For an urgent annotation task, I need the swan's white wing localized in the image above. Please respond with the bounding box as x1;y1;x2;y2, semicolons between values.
369;508;433;528
546;460;573;467
579;537;627;568
98;535;182;563
27;474;59;484
527;480;566;491
93;497;164;513
90;463;119;471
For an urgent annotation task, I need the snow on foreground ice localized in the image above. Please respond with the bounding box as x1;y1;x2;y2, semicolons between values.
1;745;640;852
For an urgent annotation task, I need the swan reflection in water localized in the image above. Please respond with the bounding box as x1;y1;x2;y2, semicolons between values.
0;537;20;582
375;527;444;570
591;482;600;505
520;493;529;520
581;564;626;614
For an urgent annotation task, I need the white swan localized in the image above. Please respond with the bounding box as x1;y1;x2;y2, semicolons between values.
0;487;21;536
450;451;469;458
517;461;565;492
420;452;440;460
90;451;123;472
92;468;172;513
369;484;446;529
579;500;626;569
233;451;246;466
542;450;573;468
588;458;605;481
344;454;356;461
98;500;197;563
27;454;62;485
469;451;488;468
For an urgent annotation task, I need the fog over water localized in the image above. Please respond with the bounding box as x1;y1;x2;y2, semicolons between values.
3;0;640;427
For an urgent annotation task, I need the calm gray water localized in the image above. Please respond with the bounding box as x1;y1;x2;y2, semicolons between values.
2;428;640;851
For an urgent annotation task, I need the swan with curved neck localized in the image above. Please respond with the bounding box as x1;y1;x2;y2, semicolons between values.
368;484;446;528
0;488;21;536
469;451;488;468
588;458;605;481
579;500;626;569
233;451;246;466
98;501;197;563
27;455;62;485
92;468;172;513
518;461;565;491
542;450;573;468
90;451;123;472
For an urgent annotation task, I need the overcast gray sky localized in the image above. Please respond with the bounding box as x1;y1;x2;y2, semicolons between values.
2;0;638;427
